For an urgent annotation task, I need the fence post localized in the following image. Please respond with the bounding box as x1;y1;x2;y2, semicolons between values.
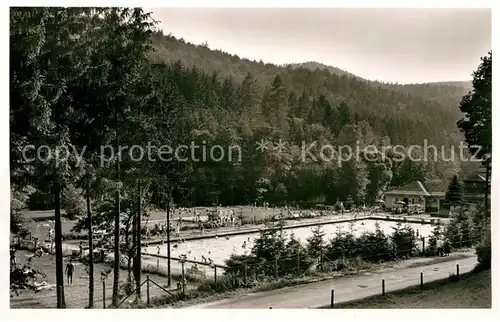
244;263;248;284
382;279;385;295
330;289;335;308
214;265;217;286
146;275;150;305
275;257;278;279
456;264;459;280
422;237;425;255
102;280;106;309
420;272;423;289
181;261;185;296
320;252;323;271
157;259;159;273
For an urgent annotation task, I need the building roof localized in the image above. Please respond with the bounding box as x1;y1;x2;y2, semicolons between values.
425;180;449;197
385;180;430;196
385;173;487;199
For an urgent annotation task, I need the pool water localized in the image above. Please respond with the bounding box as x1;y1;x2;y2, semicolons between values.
144;219;433;267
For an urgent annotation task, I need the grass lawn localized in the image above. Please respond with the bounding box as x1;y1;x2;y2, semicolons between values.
10;249;181;308
329;268;491;309
22;206;330;242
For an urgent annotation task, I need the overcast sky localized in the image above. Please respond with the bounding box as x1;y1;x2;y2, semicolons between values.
149;8;491;84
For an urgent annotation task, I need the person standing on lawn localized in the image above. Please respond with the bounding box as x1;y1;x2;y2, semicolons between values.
65;259;74;285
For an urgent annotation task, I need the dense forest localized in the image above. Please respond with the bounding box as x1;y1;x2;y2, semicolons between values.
14;19;478;213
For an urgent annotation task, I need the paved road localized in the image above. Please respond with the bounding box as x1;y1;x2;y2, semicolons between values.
185;256;477;309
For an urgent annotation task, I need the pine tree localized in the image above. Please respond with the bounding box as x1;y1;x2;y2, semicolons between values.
10;7;101;307
337;101;352;129
445;175;463;209
445;208;473;248
306;225;326;259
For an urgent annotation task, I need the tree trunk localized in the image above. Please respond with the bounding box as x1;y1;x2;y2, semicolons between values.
135;179;141;299
112;179;120;306
112;109;121;307
54;181;66;308
166;192;171;287
132;211;136;284
125;218;132;283
485;158;490;215
86;185;94;308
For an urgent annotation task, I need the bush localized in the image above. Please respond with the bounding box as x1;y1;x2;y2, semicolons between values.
424;220;443;256
355;225;391;263
475;244;491;270
390;222;417;259
475;217;491;270
196;274;239;293
81;249;108;264
445;208;474;249
11;213;31;237
224;253;261;278
10;262;45;296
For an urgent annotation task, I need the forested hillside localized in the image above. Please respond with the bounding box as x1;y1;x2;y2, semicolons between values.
375;81;471;114
151;32;467;149
13;22;475;213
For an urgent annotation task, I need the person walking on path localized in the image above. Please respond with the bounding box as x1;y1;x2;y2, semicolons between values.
65;259;74;286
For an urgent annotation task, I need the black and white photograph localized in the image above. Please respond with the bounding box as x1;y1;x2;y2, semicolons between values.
7;4;494;312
